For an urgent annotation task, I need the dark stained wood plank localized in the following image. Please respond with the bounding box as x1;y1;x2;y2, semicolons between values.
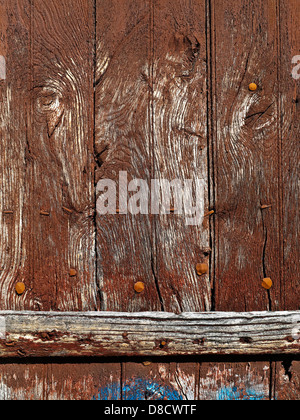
0;363;46;400
47;363;121;400
212;0;281;311
0;0;31;310
29;0;96;311
0;0;96;311
272;360;300;400
199;362;270;400
0;362;121;400
152;0;210;313
278;0;300;310
95;0;162;312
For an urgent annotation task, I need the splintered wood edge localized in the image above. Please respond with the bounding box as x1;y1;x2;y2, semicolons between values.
0;311;299;358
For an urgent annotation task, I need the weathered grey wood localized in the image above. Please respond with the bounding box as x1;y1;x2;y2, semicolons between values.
0;311;299;358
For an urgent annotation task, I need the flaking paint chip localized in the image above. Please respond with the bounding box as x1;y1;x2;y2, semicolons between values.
0;56;6;80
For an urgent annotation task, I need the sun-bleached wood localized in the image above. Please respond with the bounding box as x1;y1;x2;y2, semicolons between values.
0;311;299;358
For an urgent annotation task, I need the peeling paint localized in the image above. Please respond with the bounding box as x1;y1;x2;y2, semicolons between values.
0;56;5;80
93;378;183;401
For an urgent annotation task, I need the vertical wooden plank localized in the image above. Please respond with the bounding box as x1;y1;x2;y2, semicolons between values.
272;361;300;401
95;0;162;312
29;0;96;311
152;0;210;312
0;363;46;400
278;0;300;310
199;362;270;400
271;0;300;400
47;363;122;401
0;362;122;400
0;0;96;311
0;0;31;309
212;0;281;311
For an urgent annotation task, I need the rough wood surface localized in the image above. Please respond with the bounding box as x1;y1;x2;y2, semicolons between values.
0;0;96;311
0;362;121;400
151;0;210;313
199;362;271;400
0;0;299;401
95;0;211;313
212;0;282;312
272;361;300;400
279;0;300;310
0;311;298;358
95;0;162;312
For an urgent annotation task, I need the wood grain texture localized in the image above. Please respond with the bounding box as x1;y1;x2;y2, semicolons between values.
272;360;300;400
212;0;282;311
199;362;271;400
0;0;31;310
95;0;162;312
278;0;300;310
0;362;121;400
122;362;199;400
29;0;96;311
0;0;96;311
95;0;211;313
151;0;210;313
0;311;298;358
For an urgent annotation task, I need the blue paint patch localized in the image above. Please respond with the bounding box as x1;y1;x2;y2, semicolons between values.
122;378;183;401
93;382;121;401
217;386;266;400
93;378;183;401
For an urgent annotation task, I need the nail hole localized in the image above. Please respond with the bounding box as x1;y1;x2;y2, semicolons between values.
240;337;253;344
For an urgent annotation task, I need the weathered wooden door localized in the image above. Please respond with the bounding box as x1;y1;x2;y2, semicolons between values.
0;0;299;401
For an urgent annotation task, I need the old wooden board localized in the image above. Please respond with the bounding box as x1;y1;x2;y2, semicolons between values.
0;0;299;401
0;311;298;358
0;362;121;400
0;0;96;312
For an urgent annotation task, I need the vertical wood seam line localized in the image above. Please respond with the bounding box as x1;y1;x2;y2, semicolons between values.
207;0;216;311
93;0;100;311
150;0;165;311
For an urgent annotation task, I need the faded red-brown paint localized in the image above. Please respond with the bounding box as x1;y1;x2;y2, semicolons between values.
0;0;299;400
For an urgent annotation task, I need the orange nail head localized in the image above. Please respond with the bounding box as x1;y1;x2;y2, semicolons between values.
196;263;209;276
262;278;273;290
69;269;77;277
249;83;258;91
15;282;26;295
134;282;145;293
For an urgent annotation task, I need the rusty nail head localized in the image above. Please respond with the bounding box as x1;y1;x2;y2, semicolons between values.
249;83;258;91
15;282;26;295
134;282;145;293
196;263;209;276
262;277;273;290
70;269;77;277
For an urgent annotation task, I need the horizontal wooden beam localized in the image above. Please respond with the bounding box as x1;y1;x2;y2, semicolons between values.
0;311;299;358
